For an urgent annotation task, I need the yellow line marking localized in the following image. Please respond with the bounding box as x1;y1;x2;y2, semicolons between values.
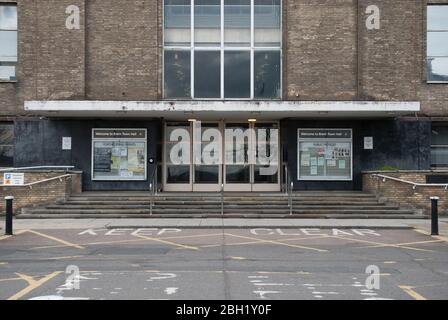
8;271;62;300
0;235;12;241
200;235;331;248
359;239;443;250
41;255;84;261
329;235;434;252
25;230;85;250
224;233;328;252
399;285;427;300
383;261;396;264
0;262;8;265
229;256;246;260
134;235;199;251
0;277;22;282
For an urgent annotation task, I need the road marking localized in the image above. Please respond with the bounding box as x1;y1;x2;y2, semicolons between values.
0;230;26;241
383;261;396;264
41;255;84;261
8;271;62;300
0;277;22;282
229;256;246;260
201;235;331;248
134;234;199;251
0;262;8;265
224;233;328;252
329;235;434;252
361;239;444;249
25;230;85;250
399;285;427;300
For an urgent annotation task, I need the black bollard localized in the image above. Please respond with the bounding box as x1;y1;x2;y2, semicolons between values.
5;196;14;236
430;196;439;236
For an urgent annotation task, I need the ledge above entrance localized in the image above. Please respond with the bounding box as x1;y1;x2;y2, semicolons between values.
24;100;420;120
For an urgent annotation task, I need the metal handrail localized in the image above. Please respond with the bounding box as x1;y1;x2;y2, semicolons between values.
284;165;293;215
371;173;448;190
148;166;158;216
0;174;73;188
0;166;75;172
221;183;224;216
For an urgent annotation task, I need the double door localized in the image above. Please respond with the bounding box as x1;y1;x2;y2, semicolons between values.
163;121;280;192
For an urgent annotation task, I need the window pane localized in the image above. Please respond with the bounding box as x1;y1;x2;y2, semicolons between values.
432;126;448;146
427;57;448;82
0;146;13;167
254;0;281;47
164;0;191;46
428;6;448;30
195;0;221;46
431;147;448;167
194;51;221;98
224;0;250;47
0;31;17;61
254;50;280;98
224;51;250;98
0;6;17;30
427;32;448;56
164;50;191;98
0;65;15;80
0;124;14;145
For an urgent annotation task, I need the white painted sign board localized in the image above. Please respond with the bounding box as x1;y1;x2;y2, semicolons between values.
364;137;373;150
62;137;72;150
3;173;25;186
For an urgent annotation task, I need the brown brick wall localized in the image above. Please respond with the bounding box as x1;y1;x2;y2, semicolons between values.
0;171;82;214
363;171;448;216
0;0;447;116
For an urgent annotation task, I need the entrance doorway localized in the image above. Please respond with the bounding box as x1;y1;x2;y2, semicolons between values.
163;121;280;192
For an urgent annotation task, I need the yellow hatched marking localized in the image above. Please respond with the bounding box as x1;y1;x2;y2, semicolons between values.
25;230;85;250
329;235;434;252
224;233;328;252
134;234;199;251
8;271;62;300
399;285;427;300
201;235;331;248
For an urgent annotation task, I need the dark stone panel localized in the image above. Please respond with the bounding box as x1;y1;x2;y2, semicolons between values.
14;119;162;191
282;118;431;191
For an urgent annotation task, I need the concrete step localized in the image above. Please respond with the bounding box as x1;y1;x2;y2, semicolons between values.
22;207;414;215
17;213;425;220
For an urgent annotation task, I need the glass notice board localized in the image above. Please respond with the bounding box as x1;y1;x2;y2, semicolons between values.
92;129;147;181
298;129;352;181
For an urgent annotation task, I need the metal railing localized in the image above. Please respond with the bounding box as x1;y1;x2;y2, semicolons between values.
148;166;158;216
221;183;224;216
284;165;294;215
0;174;73;188
371;173;448;190
0;166;75;172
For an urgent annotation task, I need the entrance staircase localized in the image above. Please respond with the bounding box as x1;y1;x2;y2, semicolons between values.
18;191;421;219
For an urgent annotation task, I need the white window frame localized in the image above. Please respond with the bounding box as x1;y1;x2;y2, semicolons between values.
162;0;282;100
91;128;148;181
297;129;353;182
427;4;448;84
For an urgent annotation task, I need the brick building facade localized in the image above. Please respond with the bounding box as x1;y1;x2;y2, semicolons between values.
0;0;447;193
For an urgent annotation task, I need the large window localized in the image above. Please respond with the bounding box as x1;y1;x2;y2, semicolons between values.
92;129;147;181
427;5;448;82
431;125;448;167
164;0;281;99
0;4;17;81
0;123;14;167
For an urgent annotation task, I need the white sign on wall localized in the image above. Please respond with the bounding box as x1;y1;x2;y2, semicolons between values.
3;173;25;186
364;137;373;150
62;137;72;150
